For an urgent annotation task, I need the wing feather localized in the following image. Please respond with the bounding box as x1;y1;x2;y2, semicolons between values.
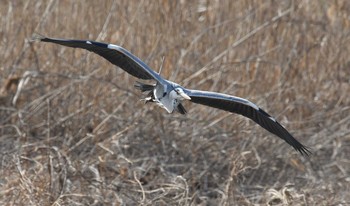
186;89;310;156
35;35;163;82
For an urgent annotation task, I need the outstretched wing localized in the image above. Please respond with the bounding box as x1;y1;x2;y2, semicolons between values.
33;34;164;83
186;89;310;156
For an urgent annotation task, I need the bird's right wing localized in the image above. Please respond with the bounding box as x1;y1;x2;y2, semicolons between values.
186;89;310;156
32;34;165;83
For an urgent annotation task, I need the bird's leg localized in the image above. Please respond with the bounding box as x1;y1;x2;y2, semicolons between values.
135;82;156;104
176;103;187;114
142;91;156;104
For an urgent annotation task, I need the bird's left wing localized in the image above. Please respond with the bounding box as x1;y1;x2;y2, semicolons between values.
33;34;165;83
185;89;310;156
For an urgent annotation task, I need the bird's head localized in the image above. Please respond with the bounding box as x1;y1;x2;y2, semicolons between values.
172;87;191;100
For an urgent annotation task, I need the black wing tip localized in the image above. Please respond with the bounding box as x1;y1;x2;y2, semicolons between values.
30;33;60;44
296;145;312;156
30;33;47;42
257;108;311;156
284;134;311;156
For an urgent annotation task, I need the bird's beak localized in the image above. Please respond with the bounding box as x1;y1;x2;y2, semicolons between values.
179;92;191;100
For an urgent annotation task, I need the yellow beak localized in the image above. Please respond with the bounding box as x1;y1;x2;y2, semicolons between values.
179;92;191;100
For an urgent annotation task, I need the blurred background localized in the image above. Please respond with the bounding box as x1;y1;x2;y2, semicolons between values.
1;0;349;205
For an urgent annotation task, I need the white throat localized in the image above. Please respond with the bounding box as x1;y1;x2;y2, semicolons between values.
152;87;180;113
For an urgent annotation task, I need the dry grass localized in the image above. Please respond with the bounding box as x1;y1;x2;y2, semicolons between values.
1;0;349;205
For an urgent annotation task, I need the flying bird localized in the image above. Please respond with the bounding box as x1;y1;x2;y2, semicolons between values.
32;34;310;156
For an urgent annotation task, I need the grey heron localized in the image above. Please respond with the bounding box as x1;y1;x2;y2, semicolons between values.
33;34;310;156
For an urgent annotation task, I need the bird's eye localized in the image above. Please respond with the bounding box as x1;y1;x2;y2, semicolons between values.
163;92;167;97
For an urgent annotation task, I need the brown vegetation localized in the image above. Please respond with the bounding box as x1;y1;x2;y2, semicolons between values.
1;1;349;205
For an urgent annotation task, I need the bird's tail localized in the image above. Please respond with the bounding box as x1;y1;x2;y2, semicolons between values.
134;81;155;92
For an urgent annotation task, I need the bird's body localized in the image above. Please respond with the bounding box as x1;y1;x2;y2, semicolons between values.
32;34;310;156
154;81;190;114
135;80;189;114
